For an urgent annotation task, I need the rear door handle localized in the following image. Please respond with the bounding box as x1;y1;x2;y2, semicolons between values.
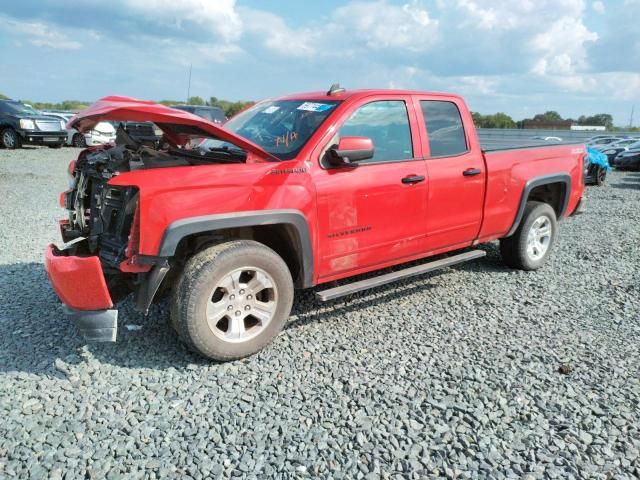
463;168;482;177
401;175;426;184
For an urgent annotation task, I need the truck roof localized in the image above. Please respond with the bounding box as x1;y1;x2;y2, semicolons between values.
274;89;465;102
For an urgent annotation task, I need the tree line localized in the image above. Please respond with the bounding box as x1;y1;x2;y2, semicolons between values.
471;110;638;131
0;93;253;118
2;92;636;130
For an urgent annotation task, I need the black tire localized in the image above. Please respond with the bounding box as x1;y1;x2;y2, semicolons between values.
499;201;557;271
595;167;607;186
1;128;21;149
171;240;294;361
72;133;86;148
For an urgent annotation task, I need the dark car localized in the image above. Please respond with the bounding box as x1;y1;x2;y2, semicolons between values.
614;144;640;170
596;139;640;164
0;99;67;149
587;136;625;147
111;121;162;148
173;105;226;124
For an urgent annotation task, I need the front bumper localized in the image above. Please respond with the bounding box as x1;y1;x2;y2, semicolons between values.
44;244;118;342
18;130;67;145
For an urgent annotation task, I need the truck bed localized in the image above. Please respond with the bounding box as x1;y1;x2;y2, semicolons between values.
479;136;583;152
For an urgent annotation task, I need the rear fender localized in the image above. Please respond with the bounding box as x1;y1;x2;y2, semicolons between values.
506;174;571;237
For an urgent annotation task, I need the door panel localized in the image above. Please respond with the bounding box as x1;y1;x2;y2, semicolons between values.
416;98;486;250
313;96;428;279
315;161;428;278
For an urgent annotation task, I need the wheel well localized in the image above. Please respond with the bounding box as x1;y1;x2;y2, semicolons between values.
172;224;306;288
527;182;565;217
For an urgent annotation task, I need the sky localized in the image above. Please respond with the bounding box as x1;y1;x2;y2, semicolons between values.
0;0;639;125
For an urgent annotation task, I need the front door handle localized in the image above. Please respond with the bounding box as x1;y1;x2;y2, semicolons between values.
463;168;482;177
401;175;426;184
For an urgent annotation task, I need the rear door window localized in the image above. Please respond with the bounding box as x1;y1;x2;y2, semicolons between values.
420;101;468;157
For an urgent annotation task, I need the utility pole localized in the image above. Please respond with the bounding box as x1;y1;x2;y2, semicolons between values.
629;105;635;129
186;63;192;104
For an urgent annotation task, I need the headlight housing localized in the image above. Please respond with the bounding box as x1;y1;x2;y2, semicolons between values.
19;119;35;129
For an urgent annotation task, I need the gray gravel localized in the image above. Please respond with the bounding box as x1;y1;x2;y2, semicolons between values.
1;146;639;479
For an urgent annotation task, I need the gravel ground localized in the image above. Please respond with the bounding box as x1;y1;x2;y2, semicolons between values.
0;146;639;479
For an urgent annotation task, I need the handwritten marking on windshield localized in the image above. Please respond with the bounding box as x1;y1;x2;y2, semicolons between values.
276;131;298;147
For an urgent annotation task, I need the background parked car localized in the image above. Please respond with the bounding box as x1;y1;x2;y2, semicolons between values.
594;138;640;164
112;121;163;147
172;105;227;124
614;144;640;170
584;147;610;186
41;111;116;147
532;136;563;142
0;99;67;149
587;136;624;146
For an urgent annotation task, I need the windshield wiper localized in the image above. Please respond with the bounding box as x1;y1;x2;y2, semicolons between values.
205;146;247;159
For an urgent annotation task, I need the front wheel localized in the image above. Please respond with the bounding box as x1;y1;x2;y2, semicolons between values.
171;240;294;361
595;167;607;186
500;201;557;271
1;128;21;149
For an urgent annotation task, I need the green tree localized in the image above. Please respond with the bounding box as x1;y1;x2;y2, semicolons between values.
578;113;613;129
533;111;563;123
471;111;516;128
208;96;253;117
187;96;205;106
484;112;516;128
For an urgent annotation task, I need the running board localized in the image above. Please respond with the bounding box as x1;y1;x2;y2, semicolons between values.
315;250;486;302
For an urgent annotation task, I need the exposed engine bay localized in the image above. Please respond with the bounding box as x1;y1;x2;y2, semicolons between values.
61;127;245;276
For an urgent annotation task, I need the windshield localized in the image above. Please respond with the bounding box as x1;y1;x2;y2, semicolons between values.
0;101;39;116
200;99;340;160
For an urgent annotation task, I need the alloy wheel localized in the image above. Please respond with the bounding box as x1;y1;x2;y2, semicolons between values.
3;131;15;148
526;215;552;261
207;267;278;343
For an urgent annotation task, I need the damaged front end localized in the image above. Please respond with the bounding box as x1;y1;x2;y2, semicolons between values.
46;95;277;342
47;140;175;342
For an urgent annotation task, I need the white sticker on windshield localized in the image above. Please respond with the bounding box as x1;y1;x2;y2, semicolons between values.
297;102;334;112
263;106;280;114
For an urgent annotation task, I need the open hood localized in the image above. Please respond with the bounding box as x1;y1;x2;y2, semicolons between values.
69;96;277;161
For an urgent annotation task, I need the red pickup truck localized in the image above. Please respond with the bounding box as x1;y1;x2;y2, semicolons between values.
45;87;586;360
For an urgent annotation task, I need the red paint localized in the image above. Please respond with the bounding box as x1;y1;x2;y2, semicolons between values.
44;244;113;310
337;136;374;151
68;96;279;161
48;90;585;311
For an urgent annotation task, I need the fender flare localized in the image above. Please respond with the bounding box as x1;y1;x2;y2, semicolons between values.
506;173;571;237
157;209;314;288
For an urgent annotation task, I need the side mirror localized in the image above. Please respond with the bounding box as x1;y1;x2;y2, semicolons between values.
326;136;374;167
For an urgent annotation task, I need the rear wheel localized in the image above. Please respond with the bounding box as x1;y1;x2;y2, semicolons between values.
500;201;557;270
171;240;294;361
1;128;21;149
72;133;86;148
595;166;607;186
